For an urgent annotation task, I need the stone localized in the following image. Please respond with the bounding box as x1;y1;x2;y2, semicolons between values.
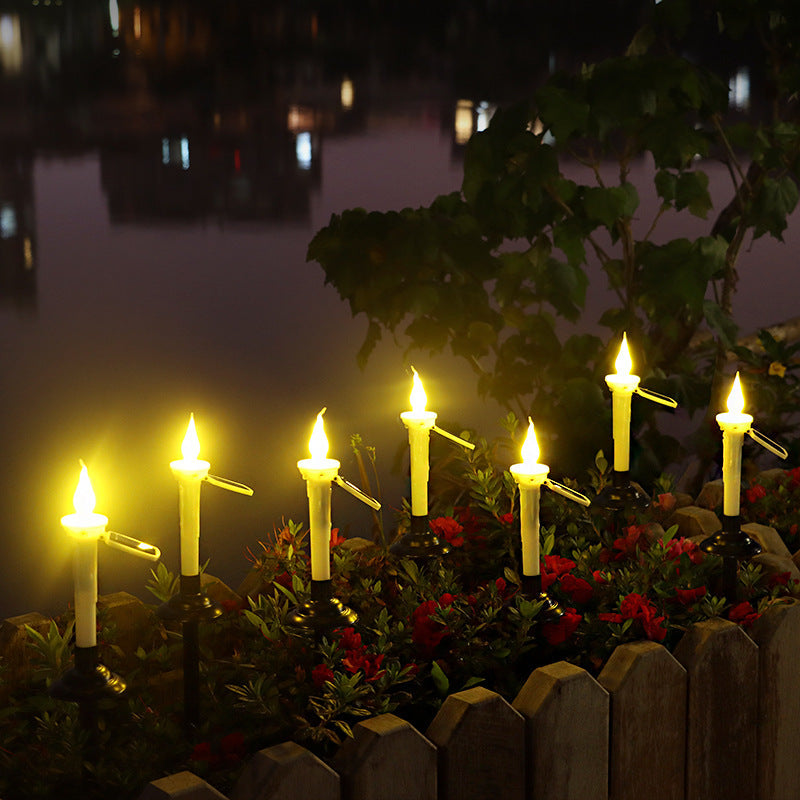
232;741;339;800
742;522;792;559
751;553;800;589
0;612;52;692
136;771;227;799
334;714;436;800
667;506;720;540
695;480;723;510
201;573;242;609
513;660;609;800
237;566;268;600
146;669;184;710
341;536;379;553
673;618;758;800
98;591;155;661
598;641;686;800
674;492;694;509
755;467;788;485
426;686;525;800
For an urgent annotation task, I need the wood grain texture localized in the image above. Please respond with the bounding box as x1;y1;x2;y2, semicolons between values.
426;686;525;800
674;618;758;800
513;660;609;800
598;640;686;800
231;741;339;800
749;599;800;800
333;713;436;800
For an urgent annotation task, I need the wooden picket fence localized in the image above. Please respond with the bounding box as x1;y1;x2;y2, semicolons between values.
137;599;800;800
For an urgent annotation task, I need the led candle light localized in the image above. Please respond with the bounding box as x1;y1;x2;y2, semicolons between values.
509;419;590;577
298;409;340;581
604;333;678;475
717;373;753;517
170;414;210;577
509;420;549;577
605;333;640;473
401;368;438;517
61;463;108;649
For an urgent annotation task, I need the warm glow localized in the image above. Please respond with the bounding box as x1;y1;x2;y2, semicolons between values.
454;99;474;145
726;372;745;415
309;408;329;460
73;462;97;516
614;332;633;376
410;367;427;412
181;414;201;461
340;77;354;109
520;417;540;465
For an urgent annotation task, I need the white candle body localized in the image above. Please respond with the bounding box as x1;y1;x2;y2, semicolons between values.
401;411;437;516
510;463;549;577
717;412;753;516
605;374;640;472
298;458;340;581
61;512;107;649
171;459;210;576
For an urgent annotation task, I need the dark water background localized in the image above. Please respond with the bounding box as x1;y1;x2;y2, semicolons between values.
0;0;797;619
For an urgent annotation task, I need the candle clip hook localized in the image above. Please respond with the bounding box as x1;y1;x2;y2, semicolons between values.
103;530;161;561
432;425;476;450
634;386;678;408
748;428;788;460
544;479;591;507
205;475;254;496
333;475;381;510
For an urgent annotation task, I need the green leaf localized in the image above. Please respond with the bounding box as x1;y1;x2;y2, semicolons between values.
430;661;450;695
703;300;738;348
675;171;712;218
535;83;590;142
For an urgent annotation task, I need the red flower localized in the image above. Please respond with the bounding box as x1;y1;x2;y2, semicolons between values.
612;524;649;558
540;570;557;591
439;592;455;607
330;528;346;548
499;512;515;526
312;663;335;688
598;612;624;624
768;571;791;588
411;600;449;657
430;516;465;548
620;593;652;620
655;493;676;512
729;601;760;628
454;506;483;536
220;732;246;765
190;741;219;768
592;570;609;585
674;586;707;606
541;607;582;645
337;627;362;651
666;537;704;564
745;483;767;504
559;573;594;604
641;613;667;642
543;554;577;576
273;571;293;591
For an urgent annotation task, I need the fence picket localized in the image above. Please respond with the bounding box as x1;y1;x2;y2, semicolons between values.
231;741;339;800
748;598;800;800
332;713;436;800
597;640;686;800
673;618;758;800
426;686;525;800
513;660;609;800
